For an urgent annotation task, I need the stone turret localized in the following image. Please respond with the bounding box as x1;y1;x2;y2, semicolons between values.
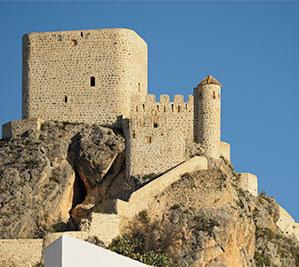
194;75;222;159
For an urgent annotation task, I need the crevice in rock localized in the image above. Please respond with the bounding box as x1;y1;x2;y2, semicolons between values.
72;169;87;209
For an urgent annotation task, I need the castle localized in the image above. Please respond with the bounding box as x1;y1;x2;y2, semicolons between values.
4;28;230;177
1;28;299;267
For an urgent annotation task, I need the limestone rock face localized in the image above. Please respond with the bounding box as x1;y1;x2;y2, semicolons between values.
120;158;298;267
67;126;127;223
0;121;127;239
0;121;298;267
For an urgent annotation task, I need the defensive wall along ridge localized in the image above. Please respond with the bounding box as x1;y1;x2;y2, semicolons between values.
276;206;299;241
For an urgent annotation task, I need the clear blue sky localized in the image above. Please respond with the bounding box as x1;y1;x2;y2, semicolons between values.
0;1;298;220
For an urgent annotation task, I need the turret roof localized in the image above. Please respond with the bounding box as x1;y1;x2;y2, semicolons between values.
198;75;222;87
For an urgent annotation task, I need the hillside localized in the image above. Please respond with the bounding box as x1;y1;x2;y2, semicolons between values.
0;122;298;267
108;158;299;266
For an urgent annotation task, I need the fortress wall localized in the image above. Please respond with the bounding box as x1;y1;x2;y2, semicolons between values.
276;206;296;238
220;141;231;161
0;239;43;267
124;94;194;177
99;156;208;219
88;213;121;245
2;118;44;139
43;231;89;248
125;156;208;218
293;223;299;242
238;173;258;196
23;28;148;125
43;215;120;247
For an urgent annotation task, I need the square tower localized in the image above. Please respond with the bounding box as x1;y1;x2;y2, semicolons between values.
22;28;148;125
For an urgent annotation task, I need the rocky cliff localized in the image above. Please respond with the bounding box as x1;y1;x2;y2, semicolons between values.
109;159;298;266
0;121;134;239
0;122;298;266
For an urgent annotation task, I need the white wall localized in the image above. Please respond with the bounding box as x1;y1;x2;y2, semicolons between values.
44;235;149;267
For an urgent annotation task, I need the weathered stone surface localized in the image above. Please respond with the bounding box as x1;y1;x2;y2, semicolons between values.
0;239;43;267
0;119;298;267
116;158;298;267
23;29;148;126
67;126;126;223
0;121;127;239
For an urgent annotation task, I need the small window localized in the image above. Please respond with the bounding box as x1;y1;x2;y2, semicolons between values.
178;106;181;113
153;123;158;128
146;136;152;144
71;39;77;46
64;96;68;103
90;77;95;87
213;91;216;99
132;131;136;139
138;82;141;93
80;32;83;38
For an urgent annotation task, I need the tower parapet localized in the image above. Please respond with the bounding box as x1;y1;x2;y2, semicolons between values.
194;75;222;159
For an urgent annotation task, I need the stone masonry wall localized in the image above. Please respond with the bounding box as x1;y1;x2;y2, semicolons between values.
276;206;297;240
220;141;231;161
194;83;221;159
22;28;148;125
238;173;258;196
0;239;43;267
99;156;208;218
124;94;194;177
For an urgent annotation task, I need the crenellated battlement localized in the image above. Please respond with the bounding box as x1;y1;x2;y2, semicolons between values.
130;94;194;115
125;93;195;177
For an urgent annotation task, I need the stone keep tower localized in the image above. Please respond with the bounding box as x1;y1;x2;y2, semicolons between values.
22;28;148;125
194;75;222;159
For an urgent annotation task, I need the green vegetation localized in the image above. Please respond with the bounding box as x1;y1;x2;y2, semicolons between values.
254;250;271;267
137;210;150;224
109;234;171;267
255;227;299;267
